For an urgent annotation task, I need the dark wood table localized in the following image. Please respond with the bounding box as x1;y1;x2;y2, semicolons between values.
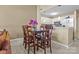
33;30;46;40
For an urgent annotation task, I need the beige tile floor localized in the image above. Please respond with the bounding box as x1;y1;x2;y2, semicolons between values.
10;38;79;54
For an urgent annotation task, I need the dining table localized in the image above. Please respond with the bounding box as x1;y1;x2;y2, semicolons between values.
33;29;46;39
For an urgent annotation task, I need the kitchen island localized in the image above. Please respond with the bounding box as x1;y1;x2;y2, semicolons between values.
52;27;73;47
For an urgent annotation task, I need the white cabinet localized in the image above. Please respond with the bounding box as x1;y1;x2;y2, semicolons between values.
53;27;73;46
41;17;52;24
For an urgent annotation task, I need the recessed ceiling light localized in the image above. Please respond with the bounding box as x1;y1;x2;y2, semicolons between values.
50;12;58;15
58;16;61;20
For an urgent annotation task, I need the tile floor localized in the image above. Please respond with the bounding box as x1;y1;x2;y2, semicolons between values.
10;38;79;54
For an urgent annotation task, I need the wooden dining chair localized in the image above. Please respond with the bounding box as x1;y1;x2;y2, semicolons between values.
36;24;52;54
44;24;52;53
22;25;27;46
22;25;36;54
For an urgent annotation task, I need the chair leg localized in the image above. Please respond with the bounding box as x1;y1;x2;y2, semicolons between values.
33;41;36;54
37;40;39;51
44;47;46;54
23;42;24;45
23;38;25;45
44;41;46;54
37;45;39;51
34;45;35;54
50;40;52;53
25;43;27;49
28;43;30;54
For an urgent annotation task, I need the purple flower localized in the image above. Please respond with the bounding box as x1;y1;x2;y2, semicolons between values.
29;18;38;26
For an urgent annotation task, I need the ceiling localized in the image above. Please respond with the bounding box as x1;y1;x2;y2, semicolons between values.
40;5;79;18
40;5;56;12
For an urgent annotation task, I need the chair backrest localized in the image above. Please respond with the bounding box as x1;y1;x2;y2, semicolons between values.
44;24;53;39
23;25;34;38
22;25;28;38
27;25;33;37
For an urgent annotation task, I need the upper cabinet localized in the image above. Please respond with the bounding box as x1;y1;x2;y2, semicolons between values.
41;17;52;24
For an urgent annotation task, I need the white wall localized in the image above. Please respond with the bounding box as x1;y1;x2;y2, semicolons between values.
0;5;37;39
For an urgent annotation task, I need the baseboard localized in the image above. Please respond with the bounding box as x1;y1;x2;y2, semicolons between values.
68;42;73;47
53;40;73;48
74;38;79;40
10;38;23;41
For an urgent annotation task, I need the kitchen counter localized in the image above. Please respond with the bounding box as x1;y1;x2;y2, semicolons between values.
52;27;73;47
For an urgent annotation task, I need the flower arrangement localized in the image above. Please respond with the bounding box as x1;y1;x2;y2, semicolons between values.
29;18;38;30
29;18;38;26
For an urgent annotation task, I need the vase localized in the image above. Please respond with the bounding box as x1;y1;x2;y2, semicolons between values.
33;26;37;31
